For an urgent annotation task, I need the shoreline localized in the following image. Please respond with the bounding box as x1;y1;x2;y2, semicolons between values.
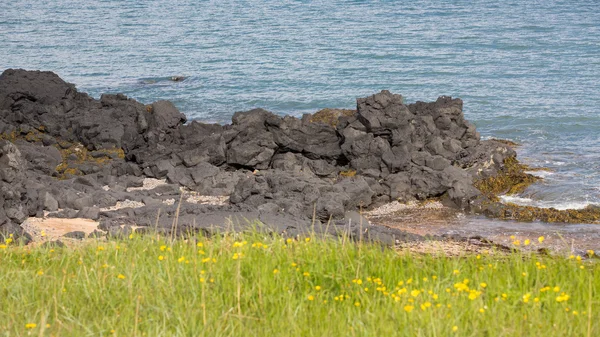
0;69;598;254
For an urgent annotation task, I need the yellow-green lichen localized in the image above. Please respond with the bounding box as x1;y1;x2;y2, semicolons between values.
309;108;356;127
53;143;125;179
339;169;357;178
0;131;17;142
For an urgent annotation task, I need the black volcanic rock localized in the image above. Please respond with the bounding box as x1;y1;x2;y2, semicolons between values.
0;140;29;241
0;69;519;243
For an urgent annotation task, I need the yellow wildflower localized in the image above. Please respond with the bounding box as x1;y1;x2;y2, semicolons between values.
468;290;481;300
25;323;37;329
538;236;545;243
452;326;458;332
556;293;570;302
315;286;322;291
273;269;279;274
524;239;530;246
307;295;314;301
117;274;126;279
403;305;414;313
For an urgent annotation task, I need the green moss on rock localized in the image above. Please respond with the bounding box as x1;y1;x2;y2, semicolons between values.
492;203;600;224
474;156;540;198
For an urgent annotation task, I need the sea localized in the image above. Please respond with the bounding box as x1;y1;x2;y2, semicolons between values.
2;1;600;232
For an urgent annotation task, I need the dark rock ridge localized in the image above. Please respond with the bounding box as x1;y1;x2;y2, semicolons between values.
0;69;516;243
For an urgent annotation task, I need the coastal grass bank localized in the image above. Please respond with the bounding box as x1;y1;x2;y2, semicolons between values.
1;231;597;336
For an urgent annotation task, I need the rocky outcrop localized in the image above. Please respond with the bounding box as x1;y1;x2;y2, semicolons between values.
0;69;522;242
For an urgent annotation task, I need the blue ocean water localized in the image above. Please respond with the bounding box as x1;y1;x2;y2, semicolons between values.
2;0;600;210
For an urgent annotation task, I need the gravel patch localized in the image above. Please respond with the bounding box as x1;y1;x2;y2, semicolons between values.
100;199;145;212
127;178;168;192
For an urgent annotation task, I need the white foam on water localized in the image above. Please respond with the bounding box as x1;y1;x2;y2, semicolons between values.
499;195;596;211
545;160;566;166
525;170;554;178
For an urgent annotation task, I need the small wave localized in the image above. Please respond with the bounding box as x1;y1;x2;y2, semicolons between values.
499;195;596;210
524;170;554;178
544;160;566;166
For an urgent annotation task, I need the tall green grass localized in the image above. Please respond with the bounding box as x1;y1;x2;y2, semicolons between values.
0;231;597;336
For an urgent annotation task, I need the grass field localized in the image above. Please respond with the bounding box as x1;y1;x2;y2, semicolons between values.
0;230;598;336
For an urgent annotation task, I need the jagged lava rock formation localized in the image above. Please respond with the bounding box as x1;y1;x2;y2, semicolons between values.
0;69;516;243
